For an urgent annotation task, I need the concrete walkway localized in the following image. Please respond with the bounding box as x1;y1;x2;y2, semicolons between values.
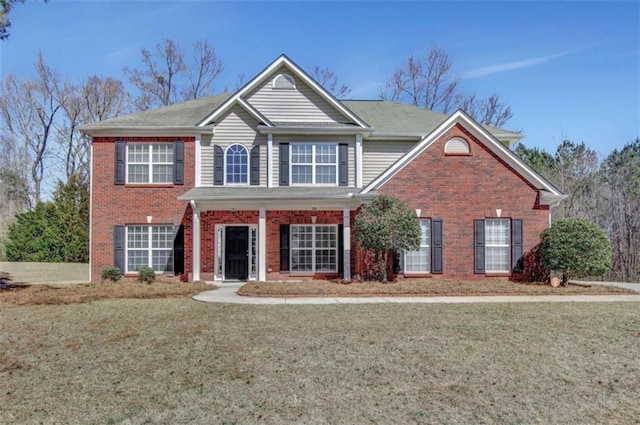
193;281;640;305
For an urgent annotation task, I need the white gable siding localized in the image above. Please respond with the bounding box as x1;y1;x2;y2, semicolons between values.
272;135;355;187
246;68;348;123
200;105;266;186
362;140;417;186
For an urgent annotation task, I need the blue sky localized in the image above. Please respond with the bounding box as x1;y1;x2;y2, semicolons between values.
1;0;638;156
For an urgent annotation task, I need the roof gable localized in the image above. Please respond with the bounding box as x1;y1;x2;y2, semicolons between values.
362;109;563;203
197;55;370;128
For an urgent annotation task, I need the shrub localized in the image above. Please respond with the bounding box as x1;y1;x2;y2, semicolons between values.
539;218;612;285
101;267;122;282
136;266;156;284
354;195;421;282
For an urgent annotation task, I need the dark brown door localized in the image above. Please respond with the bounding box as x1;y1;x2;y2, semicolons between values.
225;226;249;280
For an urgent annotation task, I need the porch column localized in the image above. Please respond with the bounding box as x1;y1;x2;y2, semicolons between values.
267;134;273;188
258;208;267;281
355;133;363;188
343;207;351;281
190;201;201;281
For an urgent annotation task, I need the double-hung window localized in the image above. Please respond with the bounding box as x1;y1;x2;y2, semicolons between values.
485;219;510;273
290;225;338;272
127;143;173;184
404;219;431;273
126;225;174;273
291;143;337;185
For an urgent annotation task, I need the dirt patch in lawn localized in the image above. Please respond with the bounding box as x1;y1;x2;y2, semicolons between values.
0;279;211;305
238;278;637;297
1;300;639;424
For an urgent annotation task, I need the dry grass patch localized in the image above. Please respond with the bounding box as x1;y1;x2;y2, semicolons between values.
1;300;639;424
0;280;211;305
239;278;636;297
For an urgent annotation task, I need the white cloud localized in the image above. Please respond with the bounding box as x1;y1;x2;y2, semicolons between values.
460;48;585;79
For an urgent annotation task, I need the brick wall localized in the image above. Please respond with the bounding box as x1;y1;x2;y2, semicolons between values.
378;123;549;277
90;136;194;282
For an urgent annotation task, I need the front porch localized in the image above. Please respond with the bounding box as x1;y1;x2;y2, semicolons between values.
179;187;372;282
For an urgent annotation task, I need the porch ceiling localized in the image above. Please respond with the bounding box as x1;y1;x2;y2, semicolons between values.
179;186;375;211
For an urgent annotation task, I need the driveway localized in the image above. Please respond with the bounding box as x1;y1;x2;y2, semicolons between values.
0;262;90;284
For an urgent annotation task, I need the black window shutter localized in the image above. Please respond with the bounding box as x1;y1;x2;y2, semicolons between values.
114;225;125;273
115;141;125;185
338;224;344;274
214;145;224;185
280;224;290;271
512;219;524;273
338;143;348;186
173;141;184;185
173;225;184;275
431;219;443;274
250;145;260;186
474;219;485;274
279;143;289;186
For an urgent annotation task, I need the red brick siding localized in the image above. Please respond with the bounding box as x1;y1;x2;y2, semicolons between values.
90;136;194;282
378;124;549;277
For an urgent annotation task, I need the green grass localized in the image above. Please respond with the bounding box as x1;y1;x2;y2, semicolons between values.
1;299;639;424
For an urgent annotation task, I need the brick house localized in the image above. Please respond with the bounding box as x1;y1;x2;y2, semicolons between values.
81;55;564;283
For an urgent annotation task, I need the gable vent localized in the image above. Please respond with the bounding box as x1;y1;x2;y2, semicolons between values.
444;137;470;154
272;73;296;89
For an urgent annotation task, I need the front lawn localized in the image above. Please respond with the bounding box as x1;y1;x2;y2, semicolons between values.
1;300;638;424
238;278;636;297
0;280;210;305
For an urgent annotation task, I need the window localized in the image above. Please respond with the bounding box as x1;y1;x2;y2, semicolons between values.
290;225;337;272
126;225;174;273
273;73;296;89
291;143;337;185
485;219;510;272
404;219;431;273
444;137;470;154
127;143;173;183
226;144;248;184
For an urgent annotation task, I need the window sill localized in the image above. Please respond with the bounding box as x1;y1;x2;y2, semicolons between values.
485;272;511;277
444;153;472;157
124;184;175;188
402;273;432;278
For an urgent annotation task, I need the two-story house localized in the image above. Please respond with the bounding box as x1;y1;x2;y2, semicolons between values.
81;55;564;283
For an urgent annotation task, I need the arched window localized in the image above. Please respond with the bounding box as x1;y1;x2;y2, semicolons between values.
226;144;248;184
272;73;296;89
444;137;470;154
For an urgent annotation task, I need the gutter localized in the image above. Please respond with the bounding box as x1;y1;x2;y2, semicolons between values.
79;125;216;137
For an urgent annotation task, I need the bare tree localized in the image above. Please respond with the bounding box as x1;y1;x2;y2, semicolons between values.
0;53;65;205
455;93;513;127
382;45;515;127
382;46;458;113
183;39;224;100
124;38;224;110
308;65;352;98
600;139;640;281
57;76;129;183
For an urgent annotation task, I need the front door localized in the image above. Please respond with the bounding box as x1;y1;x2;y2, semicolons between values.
225;226;249;280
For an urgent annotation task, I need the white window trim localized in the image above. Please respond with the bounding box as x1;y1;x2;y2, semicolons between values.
126;143;173;184
403;219;431;274
485;219;511;273
289;142;338;186
224;144;249;186
124;225;174;274
290;224;338;273
214;224;258;281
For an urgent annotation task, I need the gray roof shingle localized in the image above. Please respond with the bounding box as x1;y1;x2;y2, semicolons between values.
81;94;521;139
